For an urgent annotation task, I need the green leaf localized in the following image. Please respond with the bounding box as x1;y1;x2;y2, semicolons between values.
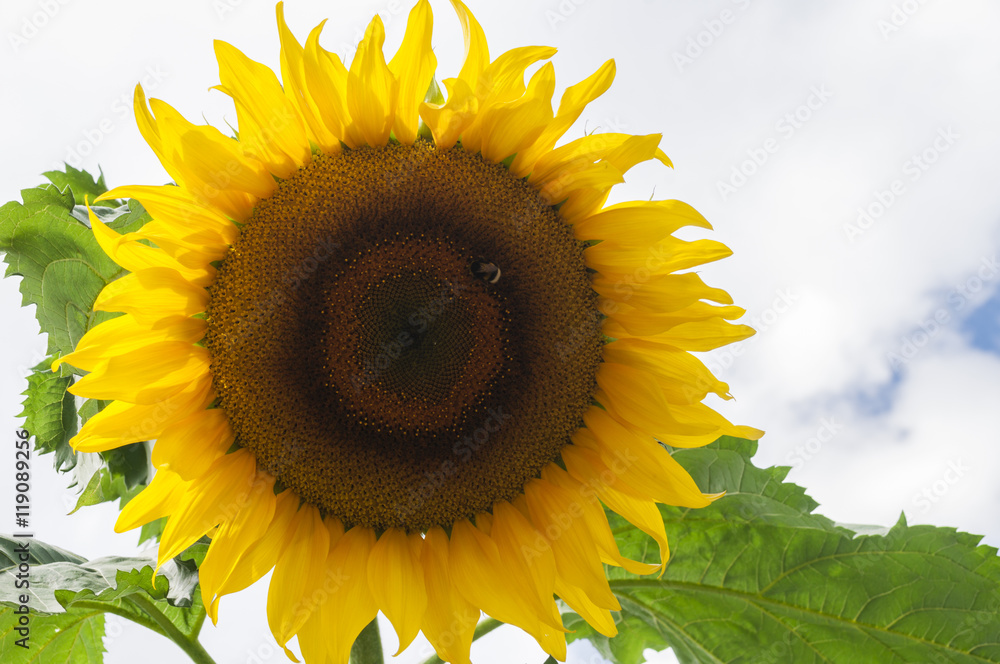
0;541;199;616
43;164;108;207
18;358;77;473
0;536;85;569
0;169;150;359
70;468;142;514
0;604;106;664
567;437;1000;663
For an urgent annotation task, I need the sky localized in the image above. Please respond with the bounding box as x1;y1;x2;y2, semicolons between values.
1;0;999;662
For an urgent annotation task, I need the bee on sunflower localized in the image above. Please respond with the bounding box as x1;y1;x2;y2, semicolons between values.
54;1;760;662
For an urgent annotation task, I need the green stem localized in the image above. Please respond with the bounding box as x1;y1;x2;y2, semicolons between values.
350;618;384;664
418;617;503;664
129;594;217;664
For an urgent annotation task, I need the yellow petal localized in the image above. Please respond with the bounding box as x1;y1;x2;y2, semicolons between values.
541;464;659;576
586;238;733;282
322;526;379;664
421;527;479;664
591;271;734;318
52;314;205;373
303;21;351;144
562;445;670;573
115;466;190;533
450;519;543;635
461;45;558;153
214;39;311;177
197;472;276;620
388;0;436;145
134;86;272;220
449;0;489;92
490;502;564;635
267;503;331;654
573;199;711;244
151;408;236;480
602;338;731;404
96;184;238;242
157;449;258;568
70;378;213;453
523;476;619;610
614;318;756;351
345;16;398;147
367;528;427;654
93;267;207;323
209;490;300;622
605;301;747;338
554;576;617;638
595;362;712;440
511;59;616;177
276;3;340;152
419;76;478;149
477;62;555;163
90;209;212;286
578;407;711;508
69;341;211;405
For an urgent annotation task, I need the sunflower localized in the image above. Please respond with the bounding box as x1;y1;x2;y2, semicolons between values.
56;1;761;662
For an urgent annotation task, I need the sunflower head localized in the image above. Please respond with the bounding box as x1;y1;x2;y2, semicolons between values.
59;1;761;662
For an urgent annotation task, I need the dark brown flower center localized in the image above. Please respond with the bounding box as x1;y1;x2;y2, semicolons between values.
205;141;603;531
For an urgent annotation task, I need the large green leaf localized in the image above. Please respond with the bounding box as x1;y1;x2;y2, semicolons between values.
0;535;206;664
0;604;105;664
567;437;1000;663
0;171;150;359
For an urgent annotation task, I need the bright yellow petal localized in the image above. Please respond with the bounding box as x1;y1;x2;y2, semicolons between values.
541;464;659;576
587;239;733;283
70;378;213;453
90;209;213;286
96;184;238;242
151;408;236;480
93;267;208;323
421;527;479;664
276;3;340;153
134;86;273;220
605;301;748;338
197;472;275;621
602;338;732;404
562;445;670;573
303;21;351;144
477;62;555;163
592;271;734;319
322;526;379;664
419;76;478;149
449;0;489;92
209;490;300;622
554;576;617;638
595;362;712;440
115;466;189;533
511;59;616;177
573;199;711;244
523;476;619;610
214;39;311;177
367;528;427;653
578;407;712;507
69;341;210;405
157;448;258;567
388;0;436;144
267;502;331;656
52;314;205;373
344;17;398;147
